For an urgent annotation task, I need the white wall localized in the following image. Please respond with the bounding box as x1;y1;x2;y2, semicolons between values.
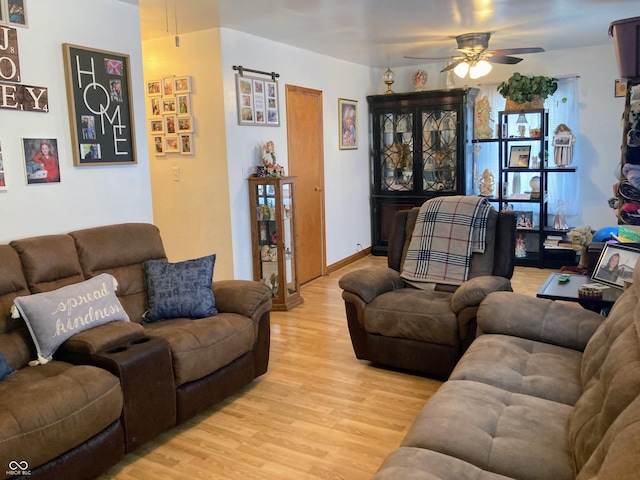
220;29;373;279
0;0;152;243
389;44;625;231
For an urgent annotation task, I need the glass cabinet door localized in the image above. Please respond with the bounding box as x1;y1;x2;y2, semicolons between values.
379;112;414;192
422;109;458;192
249;176;302;311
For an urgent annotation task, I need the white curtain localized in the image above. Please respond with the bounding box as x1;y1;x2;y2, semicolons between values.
475;77;580;226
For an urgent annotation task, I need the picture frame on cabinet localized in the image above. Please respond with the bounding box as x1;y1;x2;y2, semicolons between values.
7;0;27;28
508;145;531;168
179;134;193;155
146;79;162;97
592;243;640;289
152;135;165;156
174;76;191;94
338;98;358;150
63;44;136;166
164;136;179;154
614;79;627;98
515;210;534;229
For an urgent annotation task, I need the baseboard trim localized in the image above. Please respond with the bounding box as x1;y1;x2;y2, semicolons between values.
326;247;373;275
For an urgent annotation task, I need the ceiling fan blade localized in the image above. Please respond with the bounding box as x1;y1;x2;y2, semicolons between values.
404;55;453;60
440;58;465;73
487;55;523;65
488;47;545;56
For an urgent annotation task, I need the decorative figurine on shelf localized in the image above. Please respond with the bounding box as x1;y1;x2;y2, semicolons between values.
260;204;270;221
515;234;527;258
478;168;495;196
474;96;494;140
552;124;576;167
414;70;428;92
553;199;569;230
262;141;285;177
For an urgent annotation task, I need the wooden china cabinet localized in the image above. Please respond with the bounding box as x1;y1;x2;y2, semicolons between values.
367;88;478;255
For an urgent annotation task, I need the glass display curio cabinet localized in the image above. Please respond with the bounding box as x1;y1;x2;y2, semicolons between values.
368;88;478;255
248;176;303;311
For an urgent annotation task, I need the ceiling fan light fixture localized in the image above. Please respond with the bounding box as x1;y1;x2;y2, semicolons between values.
469;59;492;79
453;62;470;78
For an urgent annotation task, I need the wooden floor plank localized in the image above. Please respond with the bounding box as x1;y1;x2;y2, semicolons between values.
98;256;556;479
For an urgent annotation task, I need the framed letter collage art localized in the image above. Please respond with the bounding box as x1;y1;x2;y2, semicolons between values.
63;44;136;166
146;75;193;156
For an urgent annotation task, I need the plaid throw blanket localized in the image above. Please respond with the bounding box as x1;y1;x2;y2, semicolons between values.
401;196;492;287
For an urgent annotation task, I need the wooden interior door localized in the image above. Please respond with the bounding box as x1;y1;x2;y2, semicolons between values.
285;85;326;284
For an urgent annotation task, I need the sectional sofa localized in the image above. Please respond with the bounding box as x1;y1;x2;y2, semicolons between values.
373;269;640;479
0;223;272;479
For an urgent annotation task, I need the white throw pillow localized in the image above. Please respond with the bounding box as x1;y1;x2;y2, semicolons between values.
12;273;130;364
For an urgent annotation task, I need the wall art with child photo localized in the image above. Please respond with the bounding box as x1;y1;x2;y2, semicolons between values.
339;98;358;150
592;243;640;289
23;138;60;184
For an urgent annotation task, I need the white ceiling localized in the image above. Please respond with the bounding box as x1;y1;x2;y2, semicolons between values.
131;0;639;69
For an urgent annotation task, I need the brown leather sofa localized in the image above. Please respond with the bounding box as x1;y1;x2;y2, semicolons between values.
0;223;272;479
340;207;516;378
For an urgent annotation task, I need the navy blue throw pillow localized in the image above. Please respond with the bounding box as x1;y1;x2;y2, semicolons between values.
0;352;15;381
143;254;217;323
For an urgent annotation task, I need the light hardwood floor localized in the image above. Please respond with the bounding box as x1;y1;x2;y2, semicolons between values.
98;257;555;480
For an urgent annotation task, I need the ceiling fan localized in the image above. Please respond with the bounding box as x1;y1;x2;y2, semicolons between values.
405;32;545;79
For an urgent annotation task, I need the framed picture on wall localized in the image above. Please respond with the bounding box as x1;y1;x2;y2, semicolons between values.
179;134;193;155
7;0;27;28
164;136;179;153
146;79;162;97
0;139;6;189
174;76;191;94
152;135;164;156
235;74;279;126
62;44;136;166
338;98;358;150
22;138;60;184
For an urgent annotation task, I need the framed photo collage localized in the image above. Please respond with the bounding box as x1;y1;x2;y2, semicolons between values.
146;75;193;156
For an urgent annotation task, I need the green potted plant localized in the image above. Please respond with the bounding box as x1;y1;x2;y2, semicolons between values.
497;73;559;110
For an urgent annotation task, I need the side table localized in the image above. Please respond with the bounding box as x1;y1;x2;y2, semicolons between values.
536;273;622;313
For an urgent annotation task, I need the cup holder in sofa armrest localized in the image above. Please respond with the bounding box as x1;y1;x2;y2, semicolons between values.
107;346;128;354
129;337;151;346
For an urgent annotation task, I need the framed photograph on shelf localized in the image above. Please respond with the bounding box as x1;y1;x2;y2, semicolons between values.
508;145;531;168
164;136;179;154
174;76;191;94
179;134;193;155
62;44;136;165
338;98;358;150
592;243;640;289
515;210;534;229
614;79;627;98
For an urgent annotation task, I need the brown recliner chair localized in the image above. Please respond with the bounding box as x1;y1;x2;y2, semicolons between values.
339;206;516;378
